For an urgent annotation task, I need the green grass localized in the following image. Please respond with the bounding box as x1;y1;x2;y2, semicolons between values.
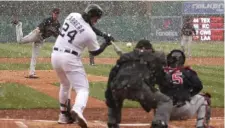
0;43;53;58
0;83;58;109
0;42;223;58
152;42;224;57
192;65;224;107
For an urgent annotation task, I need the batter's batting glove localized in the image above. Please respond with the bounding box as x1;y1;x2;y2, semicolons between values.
103;33;115;42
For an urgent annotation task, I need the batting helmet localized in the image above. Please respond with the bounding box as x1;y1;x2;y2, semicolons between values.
167;49;186;68
84;4;103;18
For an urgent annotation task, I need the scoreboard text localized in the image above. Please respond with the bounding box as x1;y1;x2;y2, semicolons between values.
192;17;224;41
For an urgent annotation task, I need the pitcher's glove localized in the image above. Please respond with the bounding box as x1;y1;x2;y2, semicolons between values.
11;20;19;25
46;26;59;37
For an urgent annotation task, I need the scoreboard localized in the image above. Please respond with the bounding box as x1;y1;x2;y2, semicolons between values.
192;17;224;41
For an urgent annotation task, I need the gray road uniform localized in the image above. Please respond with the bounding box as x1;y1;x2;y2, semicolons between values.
181;19;196;57
105;40;173;128
15;17;60;77
160;50;212;128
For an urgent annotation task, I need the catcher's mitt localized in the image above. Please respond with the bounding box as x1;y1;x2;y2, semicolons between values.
200;92;212;105
201;92;212;98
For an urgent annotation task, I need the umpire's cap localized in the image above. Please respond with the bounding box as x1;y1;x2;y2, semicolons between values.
167;49;186;67
135;39;153;50
52;8;60;14
84;4;103;18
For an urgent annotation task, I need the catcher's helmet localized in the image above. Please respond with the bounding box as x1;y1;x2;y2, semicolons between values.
84;4;103;18
167;49;186;68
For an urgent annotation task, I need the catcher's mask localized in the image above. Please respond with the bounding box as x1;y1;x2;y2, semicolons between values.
167;49;185;68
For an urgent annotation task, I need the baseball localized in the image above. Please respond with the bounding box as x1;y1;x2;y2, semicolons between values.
126;42;132;48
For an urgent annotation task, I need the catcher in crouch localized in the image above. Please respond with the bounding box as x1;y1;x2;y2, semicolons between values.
160;49;213;128
105;39;173;128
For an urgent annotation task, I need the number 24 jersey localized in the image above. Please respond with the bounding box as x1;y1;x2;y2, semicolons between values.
54;13;100;55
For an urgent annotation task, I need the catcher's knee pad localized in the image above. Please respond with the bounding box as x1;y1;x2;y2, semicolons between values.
151;120;168;128
107;123;119;128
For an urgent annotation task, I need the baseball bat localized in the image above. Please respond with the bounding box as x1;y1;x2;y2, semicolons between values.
111;41;123;56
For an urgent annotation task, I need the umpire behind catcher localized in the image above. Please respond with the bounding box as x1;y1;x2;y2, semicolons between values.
105;39;173;128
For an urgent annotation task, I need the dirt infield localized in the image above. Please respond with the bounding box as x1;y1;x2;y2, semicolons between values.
0;108;223;128
0;57;224;128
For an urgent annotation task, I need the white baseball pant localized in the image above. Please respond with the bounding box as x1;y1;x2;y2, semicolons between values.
181;35;192;57
51;51;89;114
15;22;44;76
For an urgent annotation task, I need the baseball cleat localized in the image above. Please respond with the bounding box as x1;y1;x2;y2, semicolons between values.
25;74;39;79
71;110;88;128
58;113;76;124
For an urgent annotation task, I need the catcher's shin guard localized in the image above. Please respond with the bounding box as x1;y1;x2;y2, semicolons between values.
196;93;212;128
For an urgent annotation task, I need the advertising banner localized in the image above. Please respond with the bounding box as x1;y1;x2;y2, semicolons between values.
183;1;224;14
150;16;182;41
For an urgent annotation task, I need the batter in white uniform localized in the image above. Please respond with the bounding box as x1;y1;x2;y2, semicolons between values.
51;4;113;128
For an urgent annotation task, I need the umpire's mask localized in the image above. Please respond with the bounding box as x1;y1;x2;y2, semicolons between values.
135;39;154;51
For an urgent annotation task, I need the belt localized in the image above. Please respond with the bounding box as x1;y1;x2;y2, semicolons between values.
53;47;78;56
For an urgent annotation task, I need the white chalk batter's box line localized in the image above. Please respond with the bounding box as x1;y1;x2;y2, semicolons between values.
0;117;223;127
